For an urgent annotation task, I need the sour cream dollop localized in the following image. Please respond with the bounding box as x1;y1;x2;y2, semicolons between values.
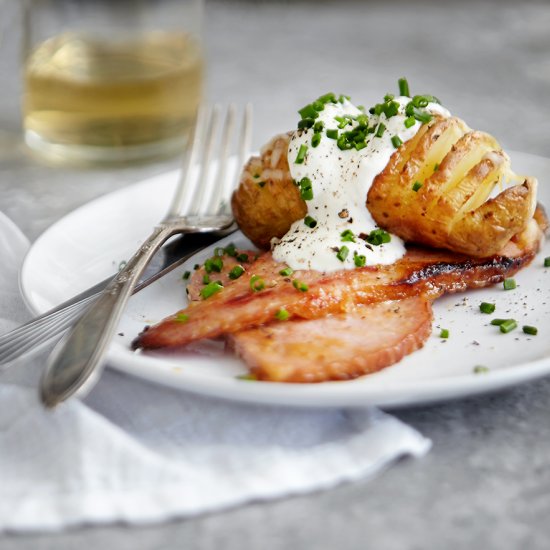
271;95;450;272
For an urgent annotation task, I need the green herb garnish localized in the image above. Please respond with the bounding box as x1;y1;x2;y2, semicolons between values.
275;308;290;321
503;278;516;290
200;281;223;300
228;265;245;280
365;229;391;246
304;215;317;228
340;229;356;243
336;246;349;262
292;279;309;292
250;275;265;292
479;302;496;314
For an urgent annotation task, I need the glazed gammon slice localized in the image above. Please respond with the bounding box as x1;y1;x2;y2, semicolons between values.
134;239;537;351
229;297;433;383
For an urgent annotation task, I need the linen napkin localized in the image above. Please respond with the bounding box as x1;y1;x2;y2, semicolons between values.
0;210;430;533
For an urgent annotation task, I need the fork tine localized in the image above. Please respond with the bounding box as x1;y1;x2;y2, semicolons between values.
188;105;222;217
203;104;236;215
221;103;253;215
165;105;208;220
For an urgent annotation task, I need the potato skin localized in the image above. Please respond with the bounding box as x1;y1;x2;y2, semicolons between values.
231;133;306;249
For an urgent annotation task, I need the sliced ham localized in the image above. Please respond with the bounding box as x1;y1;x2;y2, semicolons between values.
134;243;537;350
229;296;433;383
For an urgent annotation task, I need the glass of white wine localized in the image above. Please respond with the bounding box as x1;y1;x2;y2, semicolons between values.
22;0;204;164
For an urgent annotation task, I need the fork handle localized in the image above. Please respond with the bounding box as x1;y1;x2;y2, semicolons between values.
40;225;174;408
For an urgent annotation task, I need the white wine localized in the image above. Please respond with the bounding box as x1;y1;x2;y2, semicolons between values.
24;31;203;162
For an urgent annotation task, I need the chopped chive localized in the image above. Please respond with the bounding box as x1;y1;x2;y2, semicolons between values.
354;254;366;267
275;308;290;321
312;100;325;112
490;318;508;326
311;132;322;148
336;246;349;262
299;177;313;201
433;163;440;171
398;77;410;97
279;266;294;277
236;253;249;262
365;228;391;246
405;101;434;124
200;281;223;299
404;116;416;128
236;373;257;381
182;271;191;280
440;328;449;338
499;319;517;333
224;243;237;257
479;302;496;314
391;135;403;148
297;118;314;130
228;265;245;280
304;215;317;228
340;229;356;243
292;279;309;292
313;121;325;133
412;181;423;192
386;101;400;118
175;313;189;323
250;275;265;292
355;141;368;151
204;256;223;273
473;365;490;374
295;144;308;164
214;247;225;257
335;115;350;129
375;123;386;138
337;135;353;150
193;264;200;270
318;92;337;104
326;128;338;139
298;104;319;120
503;278;516;290
544;257;550;267
523;325;538;335
413;110;433;124
202;274;210;285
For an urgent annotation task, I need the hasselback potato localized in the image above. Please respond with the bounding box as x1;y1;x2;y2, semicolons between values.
366;116;537;257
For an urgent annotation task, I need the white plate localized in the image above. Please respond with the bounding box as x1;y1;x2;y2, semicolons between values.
20;151;550;409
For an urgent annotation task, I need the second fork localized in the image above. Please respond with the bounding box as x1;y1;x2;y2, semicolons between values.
40;104;252;408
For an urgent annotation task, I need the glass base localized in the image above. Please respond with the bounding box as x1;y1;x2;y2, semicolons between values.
24;129;189;166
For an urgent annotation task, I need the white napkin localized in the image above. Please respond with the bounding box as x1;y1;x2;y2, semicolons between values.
0;210;430;533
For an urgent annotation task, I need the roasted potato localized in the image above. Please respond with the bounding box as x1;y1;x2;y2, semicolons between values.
231;133;306;249
367;116;538;257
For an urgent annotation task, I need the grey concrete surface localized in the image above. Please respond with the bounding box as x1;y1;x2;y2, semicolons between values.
1;0;550;548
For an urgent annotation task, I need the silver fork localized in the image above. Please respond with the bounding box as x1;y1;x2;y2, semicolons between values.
0;230;232;365
39;104;252;408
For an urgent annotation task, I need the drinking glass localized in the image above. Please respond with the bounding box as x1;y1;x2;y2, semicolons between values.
22;0;204;164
